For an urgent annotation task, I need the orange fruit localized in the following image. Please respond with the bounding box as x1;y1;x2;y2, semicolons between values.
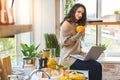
76;25;85;33
60;76;68;80
47;58;57;69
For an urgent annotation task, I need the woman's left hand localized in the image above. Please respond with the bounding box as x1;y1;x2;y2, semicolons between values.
79;51;87;56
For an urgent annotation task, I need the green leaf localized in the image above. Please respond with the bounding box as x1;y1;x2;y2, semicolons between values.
96;43;107;50
20;43;40;59
44;33;60;57
114;10;120;14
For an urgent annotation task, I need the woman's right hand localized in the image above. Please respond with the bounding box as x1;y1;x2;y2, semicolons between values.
76;25;85;33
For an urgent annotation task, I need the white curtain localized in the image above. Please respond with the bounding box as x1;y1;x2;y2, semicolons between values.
14;0;32;45
14;0;32;65
33;0;56;49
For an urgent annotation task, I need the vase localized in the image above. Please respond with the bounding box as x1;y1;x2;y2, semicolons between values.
116;14;120;21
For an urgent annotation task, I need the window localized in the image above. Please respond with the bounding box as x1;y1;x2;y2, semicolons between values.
63;0;120;56
77;0;97;51
0;38;16;66
101;0;120;57
79;0;120;56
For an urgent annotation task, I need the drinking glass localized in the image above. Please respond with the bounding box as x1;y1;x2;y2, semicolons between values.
50;48;56;58
43;48;50;58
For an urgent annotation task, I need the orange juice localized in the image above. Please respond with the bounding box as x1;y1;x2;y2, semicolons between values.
43;49;50;58
47;58;57;69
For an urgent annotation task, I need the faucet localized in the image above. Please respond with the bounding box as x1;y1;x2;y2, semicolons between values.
25;69;51;80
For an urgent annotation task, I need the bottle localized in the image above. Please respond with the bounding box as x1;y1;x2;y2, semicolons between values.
39;57;48;69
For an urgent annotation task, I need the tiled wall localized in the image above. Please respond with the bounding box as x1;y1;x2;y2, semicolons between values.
102;63;120;80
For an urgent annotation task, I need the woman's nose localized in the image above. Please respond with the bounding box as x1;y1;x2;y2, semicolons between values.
79;13;82;17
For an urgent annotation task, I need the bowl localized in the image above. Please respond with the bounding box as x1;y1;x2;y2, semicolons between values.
30;68;63;80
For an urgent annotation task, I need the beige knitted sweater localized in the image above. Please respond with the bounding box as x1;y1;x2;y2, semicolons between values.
59;21;83;66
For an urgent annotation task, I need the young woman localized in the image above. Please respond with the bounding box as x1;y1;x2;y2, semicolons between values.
59;3;102;80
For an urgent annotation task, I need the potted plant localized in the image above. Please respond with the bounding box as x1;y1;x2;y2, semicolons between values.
114;10;120;14
44;33;60;63
20;43;40;66
114;10;120;21
44;33;60;57
96;43;107;50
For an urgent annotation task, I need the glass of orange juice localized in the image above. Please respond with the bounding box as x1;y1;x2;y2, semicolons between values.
43;48;50;58
47;48;57;69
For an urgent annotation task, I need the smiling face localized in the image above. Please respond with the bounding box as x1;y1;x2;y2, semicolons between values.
75;7;85;21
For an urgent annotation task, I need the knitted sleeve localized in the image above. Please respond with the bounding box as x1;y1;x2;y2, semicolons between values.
60;26;81;47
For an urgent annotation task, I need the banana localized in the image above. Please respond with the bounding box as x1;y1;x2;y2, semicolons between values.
69;74;86;80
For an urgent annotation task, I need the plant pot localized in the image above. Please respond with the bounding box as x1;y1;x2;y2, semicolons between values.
116;14;120;21
23;57;36;66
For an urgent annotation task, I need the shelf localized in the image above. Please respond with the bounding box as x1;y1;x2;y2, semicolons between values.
0;24;32;38
87;21;120;25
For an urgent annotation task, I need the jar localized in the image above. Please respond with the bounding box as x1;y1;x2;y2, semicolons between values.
39;57;48;69
43;49;50;58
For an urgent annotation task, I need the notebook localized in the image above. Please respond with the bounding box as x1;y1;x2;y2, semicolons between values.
70;46;105;61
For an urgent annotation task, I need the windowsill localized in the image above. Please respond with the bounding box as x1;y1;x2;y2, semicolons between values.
98;57;120;63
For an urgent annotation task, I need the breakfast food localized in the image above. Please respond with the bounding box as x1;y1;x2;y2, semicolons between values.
41;68;62;78
57;64;69;70
39;68;86;80
60;70;86;80
47;58;57;69
69;74;86;80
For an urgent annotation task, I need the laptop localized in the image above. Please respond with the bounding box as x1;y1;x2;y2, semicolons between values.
70;46;105;61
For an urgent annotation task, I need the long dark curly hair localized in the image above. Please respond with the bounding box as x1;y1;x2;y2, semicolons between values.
61;3;87;26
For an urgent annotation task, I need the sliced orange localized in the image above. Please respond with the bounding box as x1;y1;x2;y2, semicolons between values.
47;58;57;69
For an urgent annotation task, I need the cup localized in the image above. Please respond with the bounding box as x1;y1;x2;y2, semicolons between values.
43;48;50;58
50;48;56;58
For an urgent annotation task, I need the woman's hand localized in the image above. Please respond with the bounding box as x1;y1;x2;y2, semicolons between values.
78;31;85;35
76;26;85;33
79;48;87;56
80;51;87;56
